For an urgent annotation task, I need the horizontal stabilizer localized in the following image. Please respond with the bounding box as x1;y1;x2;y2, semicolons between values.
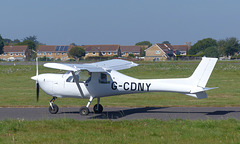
184;91;208;99
203;87;218;91
186;87;218;99
190;87;218;93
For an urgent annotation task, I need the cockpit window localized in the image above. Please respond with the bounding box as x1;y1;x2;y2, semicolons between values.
66;76;74;82
99;73;111;84
66;71;91;83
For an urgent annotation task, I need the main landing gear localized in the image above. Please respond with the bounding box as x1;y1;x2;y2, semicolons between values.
49;97;59;114
47;96;103;116
79;97;103;116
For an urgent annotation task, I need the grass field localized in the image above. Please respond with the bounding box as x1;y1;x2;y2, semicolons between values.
1;119;240;144
0;60;240;107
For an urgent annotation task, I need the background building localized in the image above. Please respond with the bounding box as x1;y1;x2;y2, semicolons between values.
144;43;191;61
83;45;121;58
120;45;143;57
37;45;73;61
0;45;27;61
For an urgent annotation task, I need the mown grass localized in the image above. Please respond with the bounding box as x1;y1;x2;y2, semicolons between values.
0;119;240;144
0;60;240;107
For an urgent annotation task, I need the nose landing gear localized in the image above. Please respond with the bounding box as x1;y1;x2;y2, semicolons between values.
49;97;59;114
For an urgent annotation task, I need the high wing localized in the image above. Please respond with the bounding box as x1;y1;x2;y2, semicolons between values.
43;59;139;72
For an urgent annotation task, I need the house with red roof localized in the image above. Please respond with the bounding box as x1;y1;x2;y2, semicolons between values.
120;45;145;57
37;45;73;61
172;43;191;55
0;45;28;61
0;45;73;61
144;43;191;61
82;45;121;58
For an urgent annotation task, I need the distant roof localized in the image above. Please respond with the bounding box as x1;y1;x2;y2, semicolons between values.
83;45;120;52
135;45;149;48
120;45;142;53
3;45;27;53
172;45;189;51
37;45;73;52
156;43;174;53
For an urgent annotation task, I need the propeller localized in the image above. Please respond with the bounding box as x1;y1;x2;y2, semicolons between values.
35;57;39;102
31;55;40;102
36;82;39;102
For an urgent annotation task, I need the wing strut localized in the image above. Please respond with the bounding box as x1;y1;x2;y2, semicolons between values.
71;71;84;98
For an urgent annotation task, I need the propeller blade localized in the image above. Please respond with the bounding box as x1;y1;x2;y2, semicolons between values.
36;57;39;76
35;57;39;102
37;82;39;102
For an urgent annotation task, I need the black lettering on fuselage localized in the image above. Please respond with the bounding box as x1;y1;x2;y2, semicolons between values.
146;83;151;91
138;83;144;91
111;82;152;91
131;82;137;91
111;82;117;90
123;82;129;90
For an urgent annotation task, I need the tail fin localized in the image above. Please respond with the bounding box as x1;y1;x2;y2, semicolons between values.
189;57;218;87
184;57;218;99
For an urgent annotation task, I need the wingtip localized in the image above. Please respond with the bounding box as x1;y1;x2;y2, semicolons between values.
131;61;139;66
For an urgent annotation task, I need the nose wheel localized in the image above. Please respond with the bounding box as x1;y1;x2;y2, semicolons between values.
79;106;89;115
48;97;59;114
49;104;59;114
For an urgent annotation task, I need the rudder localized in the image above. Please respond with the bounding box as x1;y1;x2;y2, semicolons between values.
189;57;218;87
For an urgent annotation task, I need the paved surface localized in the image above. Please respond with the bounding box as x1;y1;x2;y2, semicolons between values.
1;107;240;121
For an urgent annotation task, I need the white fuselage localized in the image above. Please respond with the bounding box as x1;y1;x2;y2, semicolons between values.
36;70;194;99
32;57;218;100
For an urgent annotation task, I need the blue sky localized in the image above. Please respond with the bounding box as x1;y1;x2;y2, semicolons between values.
1;0;240;45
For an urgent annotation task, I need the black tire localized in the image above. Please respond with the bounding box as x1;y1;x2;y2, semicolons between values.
93;104;103;113
80;106;89;116
48;104;59;114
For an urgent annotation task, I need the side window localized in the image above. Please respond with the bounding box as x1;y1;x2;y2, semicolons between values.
66;71;91;83
78;71;91;82
66;76;74;82
99;73;111;84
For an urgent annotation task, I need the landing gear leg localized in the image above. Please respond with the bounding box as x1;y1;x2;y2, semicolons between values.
93;97;103;113
48;97;59;114
79;96;93;116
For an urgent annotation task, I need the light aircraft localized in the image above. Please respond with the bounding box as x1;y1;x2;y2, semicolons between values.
31;57;218;116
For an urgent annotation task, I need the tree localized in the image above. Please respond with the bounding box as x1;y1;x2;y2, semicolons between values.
135;41;152;47
128;53;135;58
217;37;239;57
0;35;4;54
204;46;219;58
162;41;171;44
2;38;21;46
18;40;37;61
23;35;39;45
13;39;21;44
68;46;85;61
217;39;225;56
189;38;217;55
3;38;12;46
70;43;77;46
136;41;152;57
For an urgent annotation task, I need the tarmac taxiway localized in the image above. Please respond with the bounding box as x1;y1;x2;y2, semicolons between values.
1;107;240;120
